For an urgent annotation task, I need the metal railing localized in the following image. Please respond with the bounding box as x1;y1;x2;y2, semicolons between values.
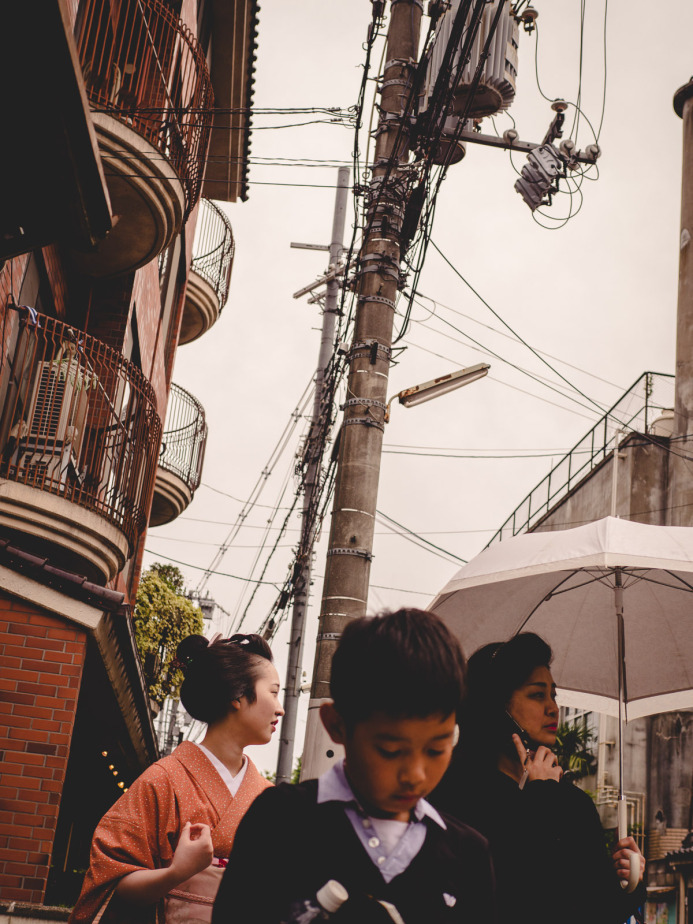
76;0;214;217
0;307;161;554
191;199;235;309
158;383;207;495
487;372;675;546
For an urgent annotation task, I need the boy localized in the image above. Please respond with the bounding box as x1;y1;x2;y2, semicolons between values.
212;608;496;923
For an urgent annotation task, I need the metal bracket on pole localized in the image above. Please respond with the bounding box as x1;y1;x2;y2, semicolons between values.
355;265;400;281
326;547;374;561
344;417;386;432
340;398;388;411
357;295;396;310
316;632;342;642
349;339;393;364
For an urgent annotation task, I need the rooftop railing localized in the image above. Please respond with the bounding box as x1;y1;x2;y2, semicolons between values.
0;307;161;554
76;0;214;217
191;199;235;310
487;371;675;546
159;383;207;495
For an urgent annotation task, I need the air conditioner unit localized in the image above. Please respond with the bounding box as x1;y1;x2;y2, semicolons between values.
16;360;90;487
420;0;519;121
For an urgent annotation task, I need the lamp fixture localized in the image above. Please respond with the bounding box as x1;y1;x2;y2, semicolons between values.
385;362;490;421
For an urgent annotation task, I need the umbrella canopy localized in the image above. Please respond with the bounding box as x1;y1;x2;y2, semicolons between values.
430;517;693;719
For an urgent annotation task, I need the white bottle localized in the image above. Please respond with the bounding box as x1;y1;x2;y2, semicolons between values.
283;880;349;923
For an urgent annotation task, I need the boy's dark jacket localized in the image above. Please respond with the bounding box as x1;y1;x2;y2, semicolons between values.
212;780;496;924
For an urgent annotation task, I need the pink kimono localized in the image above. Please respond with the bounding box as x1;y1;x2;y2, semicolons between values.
69;742;271;924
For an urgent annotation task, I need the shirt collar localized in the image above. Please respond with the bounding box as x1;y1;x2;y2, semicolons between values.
317;760;446;830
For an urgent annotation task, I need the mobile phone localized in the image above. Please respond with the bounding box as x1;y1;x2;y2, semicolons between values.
504;712;533;790
503;711;532;752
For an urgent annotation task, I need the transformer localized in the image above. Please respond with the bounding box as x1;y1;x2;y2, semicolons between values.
420;0;519;122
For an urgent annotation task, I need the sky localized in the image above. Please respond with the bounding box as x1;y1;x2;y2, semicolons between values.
143;0;693;773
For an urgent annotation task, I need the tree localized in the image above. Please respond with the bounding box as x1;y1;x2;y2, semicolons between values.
554;720;596;780
149;562;185;594
133;565;203;705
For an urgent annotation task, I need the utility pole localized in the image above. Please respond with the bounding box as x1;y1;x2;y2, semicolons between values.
302;0;423;779
275;167;350;784
669;78;693;528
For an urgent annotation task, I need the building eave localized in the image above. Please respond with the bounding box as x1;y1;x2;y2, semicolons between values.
202;0;260;203
0;0;112;261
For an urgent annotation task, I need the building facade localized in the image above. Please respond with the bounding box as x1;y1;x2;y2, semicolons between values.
0;0;255;911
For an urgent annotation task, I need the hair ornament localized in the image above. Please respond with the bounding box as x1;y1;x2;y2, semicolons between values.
229;634;251;646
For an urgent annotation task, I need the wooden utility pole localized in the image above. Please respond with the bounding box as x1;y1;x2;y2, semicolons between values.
669;78;693;528
275;167;350;785
302;0;423;779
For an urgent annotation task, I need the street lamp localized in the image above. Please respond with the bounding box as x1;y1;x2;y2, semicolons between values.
384;362;490;421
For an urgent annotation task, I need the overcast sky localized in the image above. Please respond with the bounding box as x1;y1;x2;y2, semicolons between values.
144;0;693;772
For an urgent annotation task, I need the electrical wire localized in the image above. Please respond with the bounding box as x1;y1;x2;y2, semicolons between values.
144;551;283;586
376;510;467;565
194;378;314;594
413;291;625;392
401;337;598;422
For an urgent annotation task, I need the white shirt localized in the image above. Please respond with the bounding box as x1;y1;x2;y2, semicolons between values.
195;743;248;797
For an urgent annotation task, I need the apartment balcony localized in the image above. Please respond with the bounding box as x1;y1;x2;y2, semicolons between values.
0;307;161;582
74;0;214;277
179;199;235;345
150;384;207;526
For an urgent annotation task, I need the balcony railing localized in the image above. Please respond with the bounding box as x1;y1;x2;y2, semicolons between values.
76;0;214;217
191;199;235;310
159;383;207;495
487;371;675;547
0;307;161;553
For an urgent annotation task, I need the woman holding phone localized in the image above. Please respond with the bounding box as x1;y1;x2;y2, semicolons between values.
70;633;284;924
431;632;645;924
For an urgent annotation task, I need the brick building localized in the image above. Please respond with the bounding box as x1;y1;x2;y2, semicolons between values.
0;0;256;912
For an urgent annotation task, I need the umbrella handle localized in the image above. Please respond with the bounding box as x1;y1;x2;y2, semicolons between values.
618;799;640;893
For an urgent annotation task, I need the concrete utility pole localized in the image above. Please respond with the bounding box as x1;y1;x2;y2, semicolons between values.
302;0;423;779
275;167;350;784
669;78;693;528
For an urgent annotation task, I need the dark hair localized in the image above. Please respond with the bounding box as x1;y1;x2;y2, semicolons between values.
431;633;553;806
330;608;466;730
177;633;274;725
464;632;553;756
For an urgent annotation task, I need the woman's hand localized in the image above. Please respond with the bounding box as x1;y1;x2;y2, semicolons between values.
170;822;214;882
612;836;645;884
512;734;563;783
116;822;214;906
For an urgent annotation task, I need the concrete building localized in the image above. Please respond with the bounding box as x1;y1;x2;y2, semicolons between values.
0;0;255;913
486;78;693;924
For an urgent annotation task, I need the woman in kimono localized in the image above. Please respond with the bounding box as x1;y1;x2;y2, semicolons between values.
69;633;284;924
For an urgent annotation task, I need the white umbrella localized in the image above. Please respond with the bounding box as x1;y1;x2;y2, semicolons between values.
430;516;693;891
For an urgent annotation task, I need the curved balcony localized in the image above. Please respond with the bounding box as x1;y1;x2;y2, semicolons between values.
74;0;214;278
180;199;235;345
0;307;161;582
150;384;207;526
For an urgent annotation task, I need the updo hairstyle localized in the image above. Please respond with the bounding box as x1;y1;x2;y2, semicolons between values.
176;633;273;725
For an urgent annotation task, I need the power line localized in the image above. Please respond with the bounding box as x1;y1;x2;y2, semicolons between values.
376;510;467;565
413;290;624;392
144;550;283;586
402;337;598;422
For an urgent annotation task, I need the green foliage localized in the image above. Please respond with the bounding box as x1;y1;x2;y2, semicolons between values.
262;758;301;785
554;720;596;780
149;562;186;594
133;565;203;705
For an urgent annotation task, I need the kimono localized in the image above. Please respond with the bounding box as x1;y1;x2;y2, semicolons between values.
69;741;271;924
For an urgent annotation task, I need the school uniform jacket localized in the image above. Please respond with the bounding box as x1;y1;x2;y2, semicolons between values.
69;741;271;924
212;780;497;924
